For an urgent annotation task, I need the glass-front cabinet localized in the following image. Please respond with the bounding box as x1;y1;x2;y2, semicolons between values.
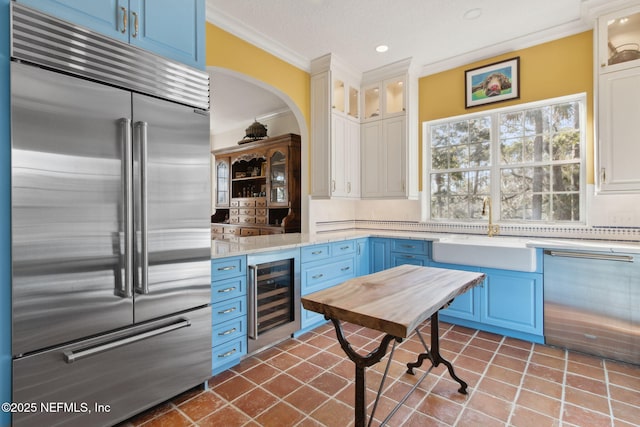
215;157;230;207
362;75;405;122
599;5;640;73
269;148;288;206
333;76;359;119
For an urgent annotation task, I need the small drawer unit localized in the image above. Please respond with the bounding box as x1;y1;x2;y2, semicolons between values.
298;240;358;334
390;239;430;267
211;255;247;375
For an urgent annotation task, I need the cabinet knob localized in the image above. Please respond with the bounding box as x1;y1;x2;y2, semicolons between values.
601;62;606;68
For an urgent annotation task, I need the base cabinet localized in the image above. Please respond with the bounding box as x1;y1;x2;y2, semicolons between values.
297;241;357;334
371;238;430;272
433;261;544;343
211;256;247;375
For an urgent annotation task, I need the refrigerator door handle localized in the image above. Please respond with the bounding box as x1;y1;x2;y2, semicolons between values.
134;121;149;295
63;319;191;363
120;118;134;298
248;265;258;340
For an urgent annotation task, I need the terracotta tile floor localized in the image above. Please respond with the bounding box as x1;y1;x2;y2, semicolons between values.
119;321;640;427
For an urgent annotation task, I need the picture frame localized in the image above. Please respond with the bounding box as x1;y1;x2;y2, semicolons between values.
465;57;520;108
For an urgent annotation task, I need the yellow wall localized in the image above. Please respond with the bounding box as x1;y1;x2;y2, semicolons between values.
205;23;311;139
206;24;594;189
419;31;595;184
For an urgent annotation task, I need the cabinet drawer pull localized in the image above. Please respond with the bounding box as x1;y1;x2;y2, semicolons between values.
131;11;138;37
341;266;351;271
218;328;237;336
218;287;236;293
217;265;236;271
311;250;323;255
218;307;237;315
312;273;324;279
218;348;237;358
340;246;350;250
401;244;416;249
405;255;415;259
120;6;127;33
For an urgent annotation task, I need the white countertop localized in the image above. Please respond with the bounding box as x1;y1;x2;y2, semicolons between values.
212;230;640;258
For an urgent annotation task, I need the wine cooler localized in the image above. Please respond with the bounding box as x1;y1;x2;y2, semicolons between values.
247;248;300;353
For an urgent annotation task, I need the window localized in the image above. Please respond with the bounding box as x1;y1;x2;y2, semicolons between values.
427;95;585;223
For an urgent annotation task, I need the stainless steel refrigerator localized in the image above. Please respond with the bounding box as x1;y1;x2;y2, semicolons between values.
10;5;212;426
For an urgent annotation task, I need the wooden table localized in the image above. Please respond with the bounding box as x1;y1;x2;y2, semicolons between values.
301;264;486;427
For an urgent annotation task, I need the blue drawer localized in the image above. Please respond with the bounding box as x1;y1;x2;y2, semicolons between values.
301;244;331;263
211;296;246;325
212;337;246;375
211;256;246;281
211;276;246;304
302;257;355;294
212;317;247;347
331;240;356;256
391;239;429;256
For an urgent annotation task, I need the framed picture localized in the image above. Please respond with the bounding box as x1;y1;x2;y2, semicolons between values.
465;57;520;108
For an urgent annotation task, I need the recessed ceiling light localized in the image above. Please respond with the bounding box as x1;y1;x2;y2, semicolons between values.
376;45;389;53
463;8;482;20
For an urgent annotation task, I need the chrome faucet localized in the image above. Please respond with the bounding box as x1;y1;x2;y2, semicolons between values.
482;197;500;237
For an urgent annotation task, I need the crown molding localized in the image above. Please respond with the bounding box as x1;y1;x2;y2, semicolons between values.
206;3;311;72
419;18;592;77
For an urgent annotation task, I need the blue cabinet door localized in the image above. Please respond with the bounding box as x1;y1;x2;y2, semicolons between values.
480;268;543;336
356;238;370;276
129;0;205;69
16;0;129;42
430;262;481;322
370;238;390;272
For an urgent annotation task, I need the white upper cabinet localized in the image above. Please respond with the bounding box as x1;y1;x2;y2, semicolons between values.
310;54;361;199
598;4;640;74
362;75;406;122
360;58;417;199
595;4;640;193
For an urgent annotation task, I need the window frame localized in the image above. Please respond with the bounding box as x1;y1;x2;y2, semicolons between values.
423;93;587;225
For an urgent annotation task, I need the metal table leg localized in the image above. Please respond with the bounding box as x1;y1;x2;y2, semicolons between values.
406;311;468;394
328;311;468;427
327;318;401;427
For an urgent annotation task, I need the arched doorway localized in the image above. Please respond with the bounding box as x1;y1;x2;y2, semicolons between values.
207;67;310;233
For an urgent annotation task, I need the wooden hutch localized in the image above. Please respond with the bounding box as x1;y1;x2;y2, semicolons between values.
211;133;301;240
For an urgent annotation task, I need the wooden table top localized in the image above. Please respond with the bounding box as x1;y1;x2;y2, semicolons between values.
301;265;486;338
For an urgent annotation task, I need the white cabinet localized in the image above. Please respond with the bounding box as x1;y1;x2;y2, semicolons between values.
596;4;640;192
597;5;640;74
362;76;406;122
598;68;640;192
360;59;418;199
310;54;361;199
361;116;406;197
331;114;360;197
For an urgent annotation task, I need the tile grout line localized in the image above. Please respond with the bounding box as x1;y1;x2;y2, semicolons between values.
603;359;615;427
558;348;568;427
500;336;532;426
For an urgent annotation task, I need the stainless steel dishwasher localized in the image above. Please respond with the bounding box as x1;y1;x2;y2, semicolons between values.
543;249;639;365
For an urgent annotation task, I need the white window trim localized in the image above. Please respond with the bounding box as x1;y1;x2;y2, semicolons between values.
421;93;587;225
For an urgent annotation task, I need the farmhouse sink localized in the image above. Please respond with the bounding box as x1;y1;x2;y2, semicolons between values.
432;235;538;272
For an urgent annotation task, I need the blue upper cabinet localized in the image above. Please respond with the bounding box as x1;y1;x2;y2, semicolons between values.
15;0;206;69
129;0;205;69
